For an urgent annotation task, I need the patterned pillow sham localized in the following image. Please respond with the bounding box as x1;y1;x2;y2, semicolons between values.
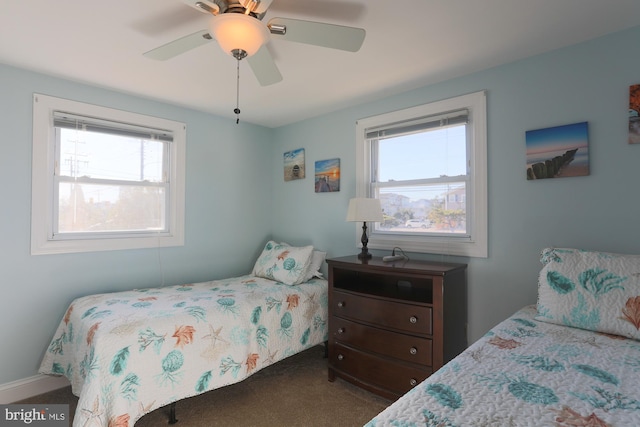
278;242;325;282
535;247;640;340
252;240;315;285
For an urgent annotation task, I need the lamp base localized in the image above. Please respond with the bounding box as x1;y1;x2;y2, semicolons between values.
357;221;372;260
357;248;372;260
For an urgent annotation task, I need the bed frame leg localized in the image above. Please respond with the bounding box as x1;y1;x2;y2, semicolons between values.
168;402;178;424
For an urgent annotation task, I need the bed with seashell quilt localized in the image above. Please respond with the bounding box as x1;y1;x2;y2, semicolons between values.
39;241;328;427
366;248;640;426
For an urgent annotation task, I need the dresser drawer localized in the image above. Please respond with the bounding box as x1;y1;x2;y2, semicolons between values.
333;290;432;335
331;317;432;365
330;343;431;396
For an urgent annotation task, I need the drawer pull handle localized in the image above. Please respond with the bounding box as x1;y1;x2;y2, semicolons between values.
409;316;418;324
409;378;418;387
409;347;417;355
337;354;344;361
337;328;345;334
337;302;345;308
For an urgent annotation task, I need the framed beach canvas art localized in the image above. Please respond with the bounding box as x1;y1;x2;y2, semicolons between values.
315;158;340;192
525;122;589;180
284;148;305;181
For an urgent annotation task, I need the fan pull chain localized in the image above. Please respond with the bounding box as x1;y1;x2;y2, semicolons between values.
234;57;241;124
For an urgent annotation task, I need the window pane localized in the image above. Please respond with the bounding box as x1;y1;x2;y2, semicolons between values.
59;128;164;182
57;182;166;233
377;182;466;234
377;125;466;181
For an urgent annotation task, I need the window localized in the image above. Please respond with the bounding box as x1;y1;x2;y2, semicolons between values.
31;94;186;255
355;91;487;257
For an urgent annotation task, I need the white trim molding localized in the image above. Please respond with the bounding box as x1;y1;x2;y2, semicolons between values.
0;374;70;404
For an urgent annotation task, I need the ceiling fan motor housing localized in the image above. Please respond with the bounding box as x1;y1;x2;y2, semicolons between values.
186;0;269;20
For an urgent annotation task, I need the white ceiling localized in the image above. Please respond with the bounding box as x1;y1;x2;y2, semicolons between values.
2;0;640;128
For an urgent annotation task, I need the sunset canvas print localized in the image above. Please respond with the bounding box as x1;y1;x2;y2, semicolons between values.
526;122;589;180
314;158;340;192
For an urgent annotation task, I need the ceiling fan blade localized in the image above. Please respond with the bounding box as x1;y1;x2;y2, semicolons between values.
131;5;205;37
268;0;365;21
179;0;220;15
247;45;283;86
267;17;365;52
144;29;212;60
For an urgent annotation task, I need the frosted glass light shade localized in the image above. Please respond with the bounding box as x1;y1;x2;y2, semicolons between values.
209;13;270;57
346;198;384;222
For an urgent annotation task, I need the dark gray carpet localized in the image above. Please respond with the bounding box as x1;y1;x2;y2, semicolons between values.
19;345;389;426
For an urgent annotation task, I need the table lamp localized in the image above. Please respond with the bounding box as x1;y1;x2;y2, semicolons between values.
346;197;384;259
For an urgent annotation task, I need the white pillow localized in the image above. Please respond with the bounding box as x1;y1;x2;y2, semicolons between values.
303;250;327;282
536;247;640;340
252;241;314;285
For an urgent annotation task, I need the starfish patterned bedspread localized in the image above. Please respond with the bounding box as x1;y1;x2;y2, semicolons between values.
39;275;328;427
366;305;640;427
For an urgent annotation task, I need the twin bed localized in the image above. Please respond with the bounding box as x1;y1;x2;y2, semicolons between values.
39;241;328;427
41;245;640;426
366;248;640;426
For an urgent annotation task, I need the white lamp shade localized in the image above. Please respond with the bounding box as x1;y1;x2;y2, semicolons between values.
346;198;384;222
209;13;270;57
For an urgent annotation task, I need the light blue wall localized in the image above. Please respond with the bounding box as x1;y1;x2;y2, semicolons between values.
3;24;640;387
0;64;274;384
272;25;640;343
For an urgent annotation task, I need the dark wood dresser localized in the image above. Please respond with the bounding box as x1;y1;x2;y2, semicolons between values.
326;255;467;400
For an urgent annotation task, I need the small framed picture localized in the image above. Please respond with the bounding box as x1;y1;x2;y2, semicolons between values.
284;148;305;181
315;158;340;192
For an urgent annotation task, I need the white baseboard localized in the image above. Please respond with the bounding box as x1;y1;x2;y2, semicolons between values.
0;374;70;404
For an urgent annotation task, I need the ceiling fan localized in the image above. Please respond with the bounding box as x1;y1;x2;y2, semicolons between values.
144;0;366;87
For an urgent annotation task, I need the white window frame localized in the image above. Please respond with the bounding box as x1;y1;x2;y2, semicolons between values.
355;91;487;258
31;93;186;255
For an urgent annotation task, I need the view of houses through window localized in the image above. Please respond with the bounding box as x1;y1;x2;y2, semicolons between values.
372;123;469;237
378;184;466;234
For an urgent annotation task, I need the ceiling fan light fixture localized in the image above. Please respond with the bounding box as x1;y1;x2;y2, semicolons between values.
209;13;270;57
